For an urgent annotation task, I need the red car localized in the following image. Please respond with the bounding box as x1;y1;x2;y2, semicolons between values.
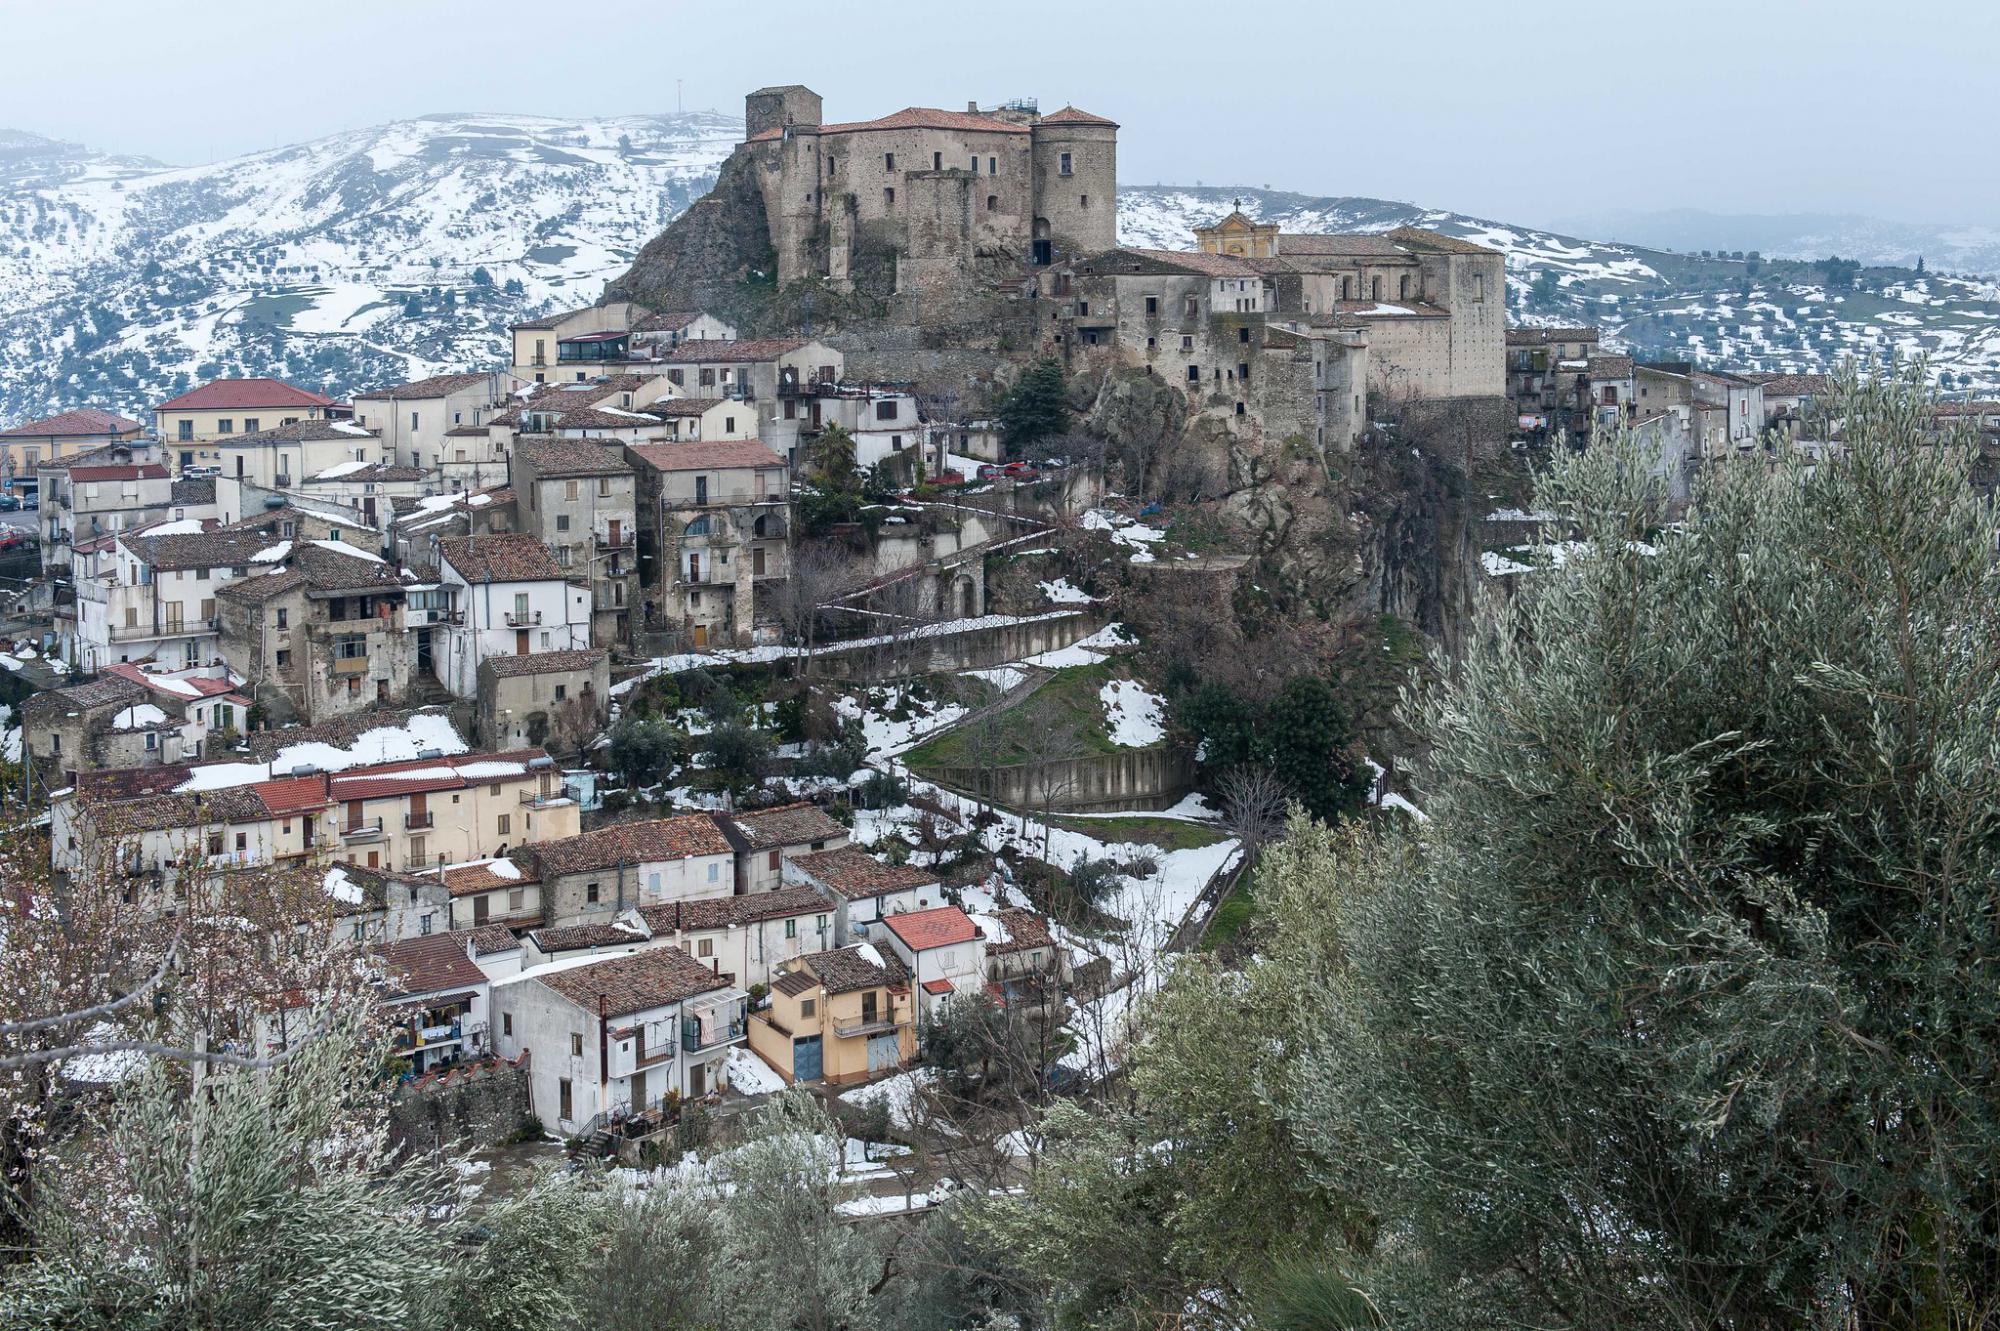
976;464;1006;480
1001;461;1041;481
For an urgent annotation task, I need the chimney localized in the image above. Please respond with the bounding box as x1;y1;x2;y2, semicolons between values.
967;101;978;113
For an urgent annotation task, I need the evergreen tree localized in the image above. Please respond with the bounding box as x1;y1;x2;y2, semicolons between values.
471;266;493;287
998;357;1069;450
1297;366;2000;1329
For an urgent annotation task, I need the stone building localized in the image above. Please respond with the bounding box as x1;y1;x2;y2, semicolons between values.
433;533;592;699
659;338;842;464
739;86;1118;290
215;541;418;724
509;437;638;646
475;648;609;753
625;440;790;649
1504;326;1601;434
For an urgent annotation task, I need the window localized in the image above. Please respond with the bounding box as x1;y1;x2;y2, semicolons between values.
409;411;419;431
564;479;578;501
1059;151;1072;176
1079;194;1088;208
931;151;942;170
554;683;567;702
242;417;258;433
586;881;600;903
987;194;998;211
502;1013;512;1037
145;732;157;751
1399;275;1411;300
1187;365;1201;383
707;862;720;882
875;399;899;421
1474;272;1487;303
569;1033;583;1057
177;420;194;441
800;998;817;1018
597;476;610;497
1145;295;1158;315
497;813;510;836
988;156;997;174
883;152;895;170
275;608;287;628
556;513;570;532
697;938;714;958
785;918;797;939
1239;327;1250;344
1181;335;1193;351
275;649;290;667
883;186;895;206
559;1078;573;1121
217;419;233;434
725;415;735;432
509;887;524;911
419;914;433;936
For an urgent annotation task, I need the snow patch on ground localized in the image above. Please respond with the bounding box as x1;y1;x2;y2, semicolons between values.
1037;577;1095;604
1099;678;1165;747
724;1046;786;1095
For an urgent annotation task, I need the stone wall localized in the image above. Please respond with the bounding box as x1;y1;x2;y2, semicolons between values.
813;609;1105;682
387;1053;532;1157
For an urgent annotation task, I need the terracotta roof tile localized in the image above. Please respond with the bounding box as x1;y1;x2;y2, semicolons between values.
353;373;494;401
156;378;335;412
377;933;487;999
437;532;565;583
983;907;1054;956
527;922;645;953
798;944;908;994
663;338;808;363
0;407;143;438
1038;105;1118;127
721;802;847;851
528;815;730;878
789;847;938;900
626;440;785;473
434;857;537;898
534;948;730;1016
514;436;637;477
674;885;829;932
882;904;979;951
484;648;606;679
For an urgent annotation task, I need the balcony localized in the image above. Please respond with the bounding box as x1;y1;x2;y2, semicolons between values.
504;608;541;627
274;475;292;488
681;990;750;1052
331;655;369;676
832;1014;908;1040
594;530;631;550
404;811;433;830
519;787;571;808
341;817;385;842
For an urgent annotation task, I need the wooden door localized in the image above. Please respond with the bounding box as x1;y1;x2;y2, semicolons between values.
409;791;427;827
344;799;363;833
607;518;620;547
630;1068;648;1114
691;624;708;648
514;630;529;655
687;553;700;584
473;895;489;925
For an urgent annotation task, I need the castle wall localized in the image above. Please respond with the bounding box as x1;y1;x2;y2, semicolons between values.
1029;125;1117;260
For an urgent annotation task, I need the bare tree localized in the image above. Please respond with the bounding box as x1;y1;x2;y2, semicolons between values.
773;539;868;678
1216;763;1288;867
1018;721;1085;858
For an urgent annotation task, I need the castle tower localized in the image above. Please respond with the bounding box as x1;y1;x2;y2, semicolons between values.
1029;107;1119;262
744;85;822;140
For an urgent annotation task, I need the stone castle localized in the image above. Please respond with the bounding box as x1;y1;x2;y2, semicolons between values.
739;85;1118;292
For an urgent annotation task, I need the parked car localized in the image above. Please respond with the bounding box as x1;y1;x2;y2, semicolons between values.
1001;461;1041;481
975;463;1005;481
930;470;967;487
0;494;18;511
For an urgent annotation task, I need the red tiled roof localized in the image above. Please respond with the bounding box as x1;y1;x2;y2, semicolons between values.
377;933;487;999
626;440;786;473
328;749;547;801
663;337;810;363
922;978;954;995
437;532;565;583
352;373;493;401
0;407;143;438
156;378;335;412
883;904;979;952
534;948;731;1017
790;847;939;900
528;815;729;877
434;858;538;898
103;663;240;699
1038;106;1118;128
70;464;169;482
253;774;333;816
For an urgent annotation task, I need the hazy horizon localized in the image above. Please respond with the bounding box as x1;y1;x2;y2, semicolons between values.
3;0;1993;233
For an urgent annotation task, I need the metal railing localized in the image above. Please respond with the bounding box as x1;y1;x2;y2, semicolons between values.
404;811;433;830
504;609;541;627
341;818;385;842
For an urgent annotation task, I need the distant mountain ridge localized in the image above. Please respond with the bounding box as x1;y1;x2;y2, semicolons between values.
2;127;1996;428
1545;206;2000;276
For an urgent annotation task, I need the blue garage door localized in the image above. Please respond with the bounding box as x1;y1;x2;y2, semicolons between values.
794;1035;823;1083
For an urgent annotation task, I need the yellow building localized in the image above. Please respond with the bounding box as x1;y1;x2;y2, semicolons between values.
0;407;144;487
1193;205;1280;259
747;944;916;1085
154;378;335;469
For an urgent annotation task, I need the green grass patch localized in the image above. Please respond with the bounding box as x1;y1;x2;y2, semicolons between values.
1204;885;1256;949
1049;814;1228;852
904;661;1123;770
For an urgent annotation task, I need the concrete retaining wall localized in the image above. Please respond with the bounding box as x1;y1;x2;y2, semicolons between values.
387;1054;532;1157
921;742;1196;814
816;610;1106;683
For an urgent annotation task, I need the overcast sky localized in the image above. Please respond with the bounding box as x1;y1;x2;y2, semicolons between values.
3;0;1991;229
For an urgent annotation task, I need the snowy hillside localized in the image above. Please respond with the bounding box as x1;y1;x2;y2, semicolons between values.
0;112;737;422
1119;186;2000;393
